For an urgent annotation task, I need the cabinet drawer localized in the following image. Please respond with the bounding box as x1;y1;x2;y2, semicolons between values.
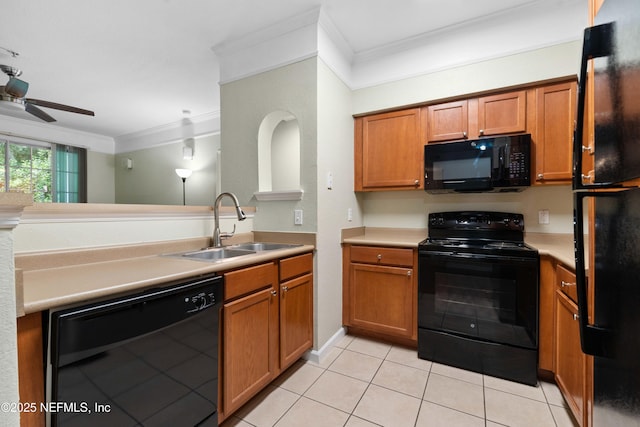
557;264;578;303
280;252;313;282
225;262;277;301
350;246;413;267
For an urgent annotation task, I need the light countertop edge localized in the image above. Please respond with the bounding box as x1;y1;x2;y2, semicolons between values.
19;233;315;315
341;227;578;269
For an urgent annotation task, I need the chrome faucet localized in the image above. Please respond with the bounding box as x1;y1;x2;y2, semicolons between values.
213;192;247;247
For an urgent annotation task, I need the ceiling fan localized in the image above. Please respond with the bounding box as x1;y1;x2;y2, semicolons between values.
0;64;94;122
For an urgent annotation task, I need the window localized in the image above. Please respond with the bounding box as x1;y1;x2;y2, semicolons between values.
0;139;86;203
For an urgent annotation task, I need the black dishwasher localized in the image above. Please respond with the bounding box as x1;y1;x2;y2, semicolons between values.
48;273;222;427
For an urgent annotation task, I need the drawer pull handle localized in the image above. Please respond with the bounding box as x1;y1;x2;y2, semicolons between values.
271;290;277;296
407;271;412;277
561;280;576;288
282;286;289;292
573;313;580;321
377;254;382;260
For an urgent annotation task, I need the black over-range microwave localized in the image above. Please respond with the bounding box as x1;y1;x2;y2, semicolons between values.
424;134;531;193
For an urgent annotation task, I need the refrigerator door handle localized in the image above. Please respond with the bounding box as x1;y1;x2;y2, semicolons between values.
573;22;616;191
574;191;613;357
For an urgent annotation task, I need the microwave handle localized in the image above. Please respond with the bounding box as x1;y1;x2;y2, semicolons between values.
497;145;506;180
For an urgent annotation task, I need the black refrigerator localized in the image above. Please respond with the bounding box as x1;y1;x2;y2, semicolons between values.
573;0;640;425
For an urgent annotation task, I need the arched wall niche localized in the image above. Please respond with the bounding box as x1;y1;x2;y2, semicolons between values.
255;110;303;201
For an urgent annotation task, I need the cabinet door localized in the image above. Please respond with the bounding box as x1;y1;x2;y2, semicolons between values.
223;287;279;415
17;312;45;427
426;100;469;142
280;272;313;370
349;263;414;338
534;82;577;183
538;257;556;373
477;90;527;137
555;289;585;426
356;108;422;190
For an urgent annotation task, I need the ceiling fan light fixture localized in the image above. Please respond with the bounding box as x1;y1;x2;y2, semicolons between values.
0;94;26;112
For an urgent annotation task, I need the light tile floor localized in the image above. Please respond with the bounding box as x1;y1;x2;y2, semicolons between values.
221;335;579;427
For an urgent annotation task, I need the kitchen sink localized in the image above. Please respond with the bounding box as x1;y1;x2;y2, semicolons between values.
229;242;302;251
176;247;256;261
164;242;302;263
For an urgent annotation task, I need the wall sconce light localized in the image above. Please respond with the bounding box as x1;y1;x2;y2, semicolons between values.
175;168;193;205
183;146;193;160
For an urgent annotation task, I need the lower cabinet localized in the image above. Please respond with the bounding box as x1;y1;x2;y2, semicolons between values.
223;263;279;416
555;288;586;425
17;312;45;427
279;253;314;370
222;253;313;419
539;256;591;427
343;245;417;343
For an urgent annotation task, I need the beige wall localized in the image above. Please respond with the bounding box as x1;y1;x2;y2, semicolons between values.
115;134;220;206
315;59;363;348
87;150;116;203
220;58;318;232
352;41;581;114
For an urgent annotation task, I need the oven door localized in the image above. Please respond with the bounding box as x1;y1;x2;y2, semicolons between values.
418;251;538;349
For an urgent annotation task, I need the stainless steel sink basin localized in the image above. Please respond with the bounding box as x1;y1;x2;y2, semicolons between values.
229;242;302;251
177;247;255;261
164;242;302;263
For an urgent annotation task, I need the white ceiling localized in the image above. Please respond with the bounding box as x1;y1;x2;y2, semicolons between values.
0;0;581;141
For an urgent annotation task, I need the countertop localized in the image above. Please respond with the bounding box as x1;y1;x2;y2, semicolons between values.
19;233;314;315
342;227;577;269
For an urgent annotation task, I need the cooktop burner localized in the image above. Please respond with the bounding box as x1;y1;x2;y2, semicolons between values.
419;211;538;258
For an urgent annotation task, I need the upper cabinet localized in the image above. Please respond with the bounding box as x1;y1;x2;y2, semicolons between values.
425;100;468;142
477;91;527;137
354;108;423;191
354;78;577;191
531;81;577;184
426;90;526;143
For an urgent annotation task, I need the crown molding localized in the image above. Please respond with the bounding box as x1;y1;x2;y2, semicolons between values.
114;111;221;154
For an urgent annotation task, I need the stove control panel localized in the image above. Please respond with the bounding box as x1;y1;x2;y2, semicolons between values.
429;211;524;231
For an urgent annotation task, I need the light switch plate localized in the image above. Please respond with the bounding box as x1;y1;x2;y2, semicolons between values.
538;209;550;224
294;209;303;225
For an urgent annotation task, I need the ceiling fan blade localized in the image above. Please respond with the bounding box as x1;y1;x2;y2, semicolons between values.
5;77;29;98
24;102;56;122
26;98;95;116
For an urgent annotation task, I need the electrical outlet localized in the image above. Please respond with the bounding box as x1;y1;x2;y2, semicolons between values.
294;209;303;225
538;209;550;224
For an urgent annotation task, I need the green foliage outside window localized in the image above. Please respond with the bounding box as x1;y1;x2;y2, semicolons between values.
1;140;85;203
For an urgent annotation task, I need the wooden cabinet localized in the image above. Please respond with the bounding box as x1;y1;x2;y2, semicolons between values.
426;90;526;143
555;288;587;426
343;245;417;343
354;108;423;191
223;262;279;416
540;259;590;427
279;253;313;370
532;81;577;184
477;90;527;137
538;256;556;373
17;312;45;427
425;100;469;142
222;252;314;419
